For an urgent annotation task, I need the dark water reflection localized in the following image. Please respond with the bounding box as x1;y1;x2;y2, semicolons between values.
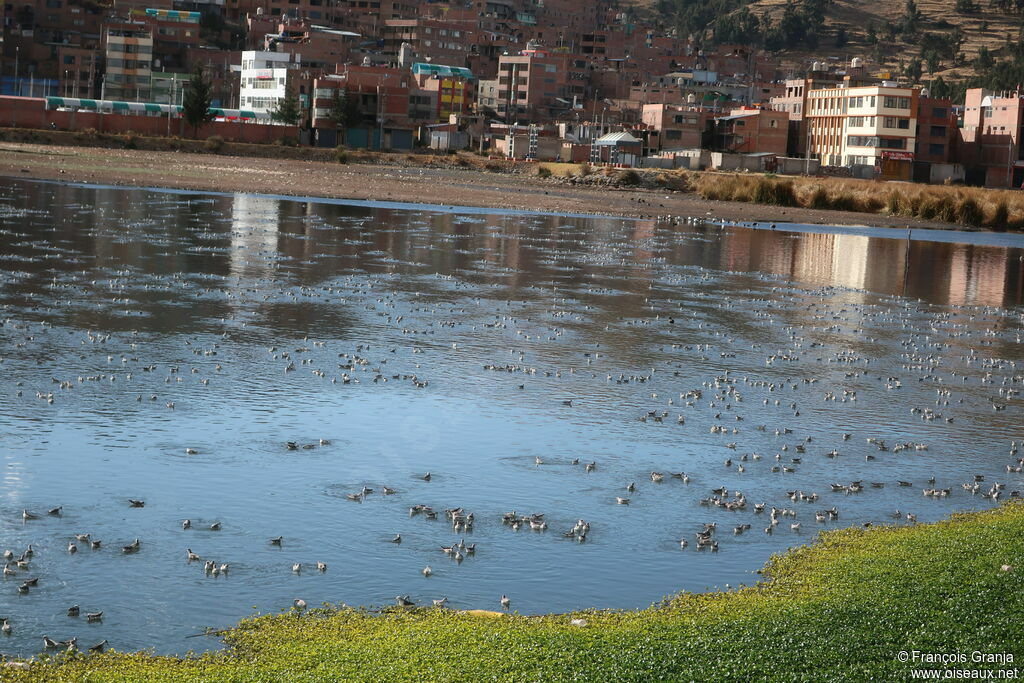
0;178;1022;657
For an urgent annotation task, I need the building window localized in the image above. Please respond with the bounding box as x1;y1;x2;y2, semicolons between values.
930;125;946;137
932;107;947;118
928;143;945;156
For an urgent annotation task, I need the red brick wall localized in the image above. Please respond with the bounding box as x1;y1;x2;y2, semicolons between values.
0;96;298;143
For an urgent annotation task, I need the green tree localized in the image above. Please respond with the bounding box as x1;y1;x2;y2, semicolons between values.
271;86;302;126
975;45;995;71
906;57;924;82
328;87;362;132
835;26;847;48
182;64;213;138
866;22;878;45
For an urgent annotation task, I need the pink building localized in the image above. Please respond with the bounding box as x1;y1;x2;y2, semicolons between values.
961;88;1024;187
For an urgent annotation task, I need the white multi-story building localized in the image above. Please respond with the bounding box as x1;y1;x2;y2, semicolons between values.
238;51;301;114
804;83;919;177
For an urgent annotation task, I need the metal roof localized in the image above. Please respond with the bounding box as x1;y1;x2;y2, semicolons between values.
594;131;640;146
411;63;474;79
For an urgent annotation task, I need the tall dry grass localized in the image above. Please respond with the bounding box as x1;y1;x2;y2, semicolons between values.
693;172;1024;230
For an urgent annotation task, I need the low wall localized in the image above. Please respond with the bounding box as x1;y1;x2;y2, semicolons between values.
0;96;298;143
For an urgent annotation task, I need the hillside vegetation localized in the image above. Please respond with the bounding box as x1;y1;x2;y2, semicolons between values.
634;0;1024;98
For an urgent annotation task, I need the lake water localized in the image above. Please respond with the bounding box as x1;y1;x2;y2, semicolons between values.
0;177;1022;657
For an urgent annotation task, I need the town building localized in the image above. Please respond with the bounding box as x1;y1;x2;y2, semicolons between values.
237;50;302;114
960;88;1024;188
804;83;919;180
103;21;154;101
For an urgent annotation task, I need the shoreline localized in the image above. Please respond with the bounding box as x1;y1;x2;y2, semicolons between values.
6;502;1023;679
0;140;980;232
31;176;1024;249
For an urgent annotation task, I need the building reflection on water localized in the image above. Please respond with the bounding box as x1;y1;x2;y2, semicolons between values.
2;181;1022;311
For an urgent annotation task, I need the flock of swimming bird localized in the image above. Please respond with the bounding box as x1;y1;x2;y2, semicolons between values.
0;188;1022;661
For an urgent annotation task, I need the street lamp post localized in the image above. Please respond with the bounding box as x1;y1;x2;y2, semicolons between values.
14;46;20;96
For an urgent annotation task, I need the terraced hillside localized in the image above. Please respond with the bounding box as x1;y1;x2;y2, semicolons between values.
631;0;1024;84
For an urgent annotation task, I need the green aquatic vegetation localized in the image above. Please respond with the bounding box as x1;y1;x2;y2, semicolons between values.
8;502;1024;681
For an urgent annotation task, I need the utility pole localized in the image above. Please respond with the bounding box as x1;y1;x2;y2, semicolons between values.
167;77;174;137
805;119;812;175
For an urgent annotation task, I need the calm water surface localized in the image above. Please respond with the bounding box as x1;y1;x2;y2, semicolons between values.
0;177;1023;657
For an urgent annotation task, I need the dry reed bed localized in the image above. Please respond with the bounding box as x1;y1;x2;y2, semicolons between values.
690;172;1023;230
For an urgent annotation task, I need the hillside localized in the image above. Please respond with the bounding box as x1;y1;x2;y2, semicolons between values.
629;0;1024;92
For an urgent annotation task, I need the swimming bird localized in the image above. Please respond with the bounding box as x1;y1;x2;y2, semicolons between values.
43;636;61;649
86;612;102;622
67;605;80;617
293;599;307;610
396;595;415;607
1;618;10;635
22;509;39;520
270;536;283;546
421;472;432;481
90;540;101;550
500;595;511;610
209;521;221;531
183;519;191;529
391;534;402;544
122;539;140;553
422;565;432;577
616;497;630;505
48;506;62;516
292;563;301;573
317;562;327;572
75;534;90;542
68;542;77;554
89;639;108;652
433;597;448;607
128;499;145;507
187;548;200;561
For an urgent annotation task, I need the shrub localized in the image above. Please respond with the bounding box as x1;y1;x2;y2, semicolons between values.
615;169;642;186
885;190;903;216
335;147;348;164
828;191;859;212
205;135;224;153
484;161;503;172
752;178;797;206
81;127;98;139
808;186;830;209
578;162;592;177
123;131;138;149
536;165;552;179
954;195;984;226
921;194;958;222
989;201;1009;231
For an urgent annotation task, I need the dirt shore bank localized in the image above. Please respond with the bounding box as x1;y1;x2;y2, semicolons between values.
0;141;967;230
